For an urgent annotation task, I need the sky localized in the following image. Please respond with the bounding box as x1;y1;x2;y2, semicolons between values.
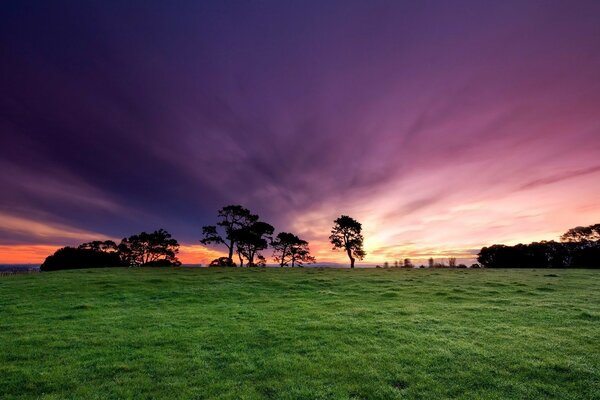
1;0;599;265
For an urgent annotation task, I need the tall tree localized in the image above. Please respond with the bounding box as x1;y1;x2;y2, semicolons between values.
234;221;274;267
118;229;180;266
329;215;366;268
200;205;258;266
272;232;316;267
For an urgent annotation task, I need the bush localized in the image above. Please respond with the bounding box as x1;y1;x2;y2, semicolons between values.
41;247;123;272
209;257;236;267
143;259;182;267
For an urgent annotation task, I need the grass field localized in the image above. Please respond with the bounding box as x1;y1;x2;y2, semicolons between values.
1;268;599;399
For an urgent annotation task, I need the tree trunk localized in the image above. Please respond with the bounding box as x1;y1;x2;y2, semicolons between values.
347;248;355;268
280;245;287;267
227;241;234;266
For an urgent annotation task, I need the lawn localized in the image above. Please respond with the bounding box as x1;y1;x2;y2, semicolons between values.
0;267;599;399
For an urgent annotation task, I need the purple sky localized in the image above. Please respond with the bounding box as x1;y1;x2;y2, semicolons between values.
1;1;599;264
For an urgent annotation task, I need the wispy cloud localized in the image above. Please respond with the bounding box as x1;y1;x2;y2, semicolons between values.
1;1;599;263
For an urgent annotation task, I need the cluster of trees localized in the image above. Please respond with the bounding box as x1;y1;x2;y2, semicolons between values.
378;258;479;269
38;209;599;271
41;229;180;271
201;206;367;268
200;205;319;267
478;224;600;268
40;205;368;271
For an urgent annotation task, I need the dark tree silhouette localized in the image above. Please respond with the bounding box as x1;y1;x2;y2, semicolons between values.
329;215;366;268
200;205;258;266
561;224;600;243
478;241;600;268
234;221;274;267
272;232;316;267
479;224;600;268
41;247;123;271
118;229;180;266
255;254;267;267
78;240;118;253
209;257;236;267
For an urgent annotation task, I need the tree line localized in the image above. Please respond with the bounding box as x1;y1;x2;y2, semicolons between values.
41;229;181;271
477;224;600;268
40;205;367;270
40;206;599;271
200;205;366;268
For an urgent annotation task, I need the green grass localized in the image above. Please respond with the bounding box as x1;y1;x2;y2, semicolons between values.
1;268;599;399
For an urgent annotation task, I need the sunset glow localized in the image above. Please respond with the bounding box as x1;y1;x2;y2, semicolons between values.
1;1;599;265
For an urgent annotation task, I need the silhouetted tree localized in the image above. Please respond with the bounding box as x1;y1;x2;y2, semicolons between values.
200;205;258;266
41;247;123;271
330;215;366;268
118;229;180;266
561;224;600;243
255;254;267;267
78;240;118;253
234;221;274;267
478;240;600;268
403;258;413;268
448;257;457;267
428;257;434;268
209;257;236;267
272;232;316;267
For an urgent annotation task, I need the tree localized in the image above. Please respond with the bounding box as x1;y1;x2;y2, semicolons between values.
41;246;123;271
561;224;600;243
118;229;180;266
255;254;267;267
272;232;316;267
329;215;366;268
477;240;600;268
78;240;118;253
234;221;274;267
209;257;236;267
448;257;457;267
200;205;258;266
428;257;434;268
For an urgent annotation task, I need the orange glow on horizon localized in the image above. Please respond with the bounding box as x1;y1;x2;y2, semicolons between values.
177;244;227;265
0;245;62;264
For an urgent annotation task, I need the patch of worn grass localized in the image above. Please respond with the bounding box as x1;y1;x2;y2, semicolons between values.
0;268;599;399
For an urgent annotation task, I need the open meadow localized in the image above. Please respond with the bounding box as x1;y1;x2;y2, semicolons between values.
1;268;599;399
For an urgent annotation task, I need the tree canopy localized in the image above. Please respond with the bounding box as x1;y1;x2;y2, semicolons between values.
200;205;258;266
272;232;316;267
234;221;274;267
329;215;366;268
561;224;600;243
118;229;180;266
479;224;600;268
41;246;123;271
